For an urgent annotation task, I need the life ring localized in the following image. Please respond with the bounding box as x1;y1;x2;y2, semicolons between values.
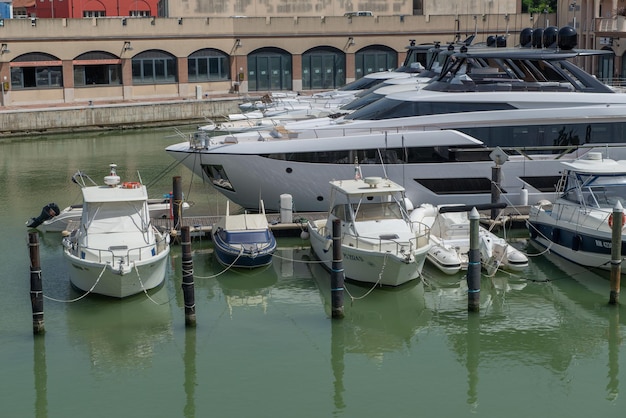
607;213;626;228
122;181;141;189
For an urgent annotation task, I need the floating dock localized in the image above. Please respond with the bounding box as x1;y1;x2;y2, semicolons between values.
149;206;530;241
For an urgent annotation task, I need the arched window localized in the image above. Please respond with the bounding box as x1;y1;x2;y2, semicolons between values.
188;49;230;81
10;52;63;89
83;0;106;17
74;51;121;86
131;50;177;84
247;48;292;91
355;46;398;79
128;0;152;17
302;47;345;90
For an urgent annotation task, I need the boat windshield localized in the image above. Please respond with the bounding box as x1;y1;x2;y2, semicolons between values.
576;174;626;208
223;230;272;244
354;202;404;221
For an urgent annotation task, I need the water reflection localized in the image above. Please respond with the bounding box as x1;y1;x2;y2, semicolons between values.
608;307;620;402
183;327;196;418
529;250;624;401
308;258;430;413
310;261;429;358
33;336;47;418
466;313;479;410
217;264;278;317
65;286;173;374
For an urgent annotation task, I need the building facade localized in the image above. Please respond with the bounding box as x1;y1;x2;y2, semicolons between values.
4;1;626;107
5;0;521;19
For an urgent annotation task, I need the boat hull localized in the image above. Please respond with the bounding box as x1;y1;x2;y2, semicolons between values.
426;243;464;275
212;231;276;269
167;146;620;213
528;206;626;272
308;219;428;287
213;242;275;268
410;203;528;275
63;246;170;298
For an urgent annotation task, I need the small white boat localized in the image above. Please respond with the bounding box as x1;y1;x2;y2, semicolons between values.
308;176;431;287
410;203;529;275
34;198;190;233
62;164;171;298
28;171;190;232
211;200;277;268
527;152;626;272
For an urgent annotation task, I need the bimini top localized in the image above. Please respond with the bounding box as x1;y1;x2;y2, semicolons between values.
561;152;626;174
330;177;406;197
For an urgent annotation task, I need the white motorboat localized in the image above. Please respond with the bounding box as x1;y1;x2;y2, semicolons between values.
62;164;171;298
33;198;190;233
410;203;528;275
166;28;626;212
28;170;191;233
527;152;626;272
202;107;341;134
308;176;431;287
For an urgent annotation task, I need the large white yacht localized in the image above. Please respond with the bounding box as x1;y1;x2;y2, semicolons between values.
166;27;626;212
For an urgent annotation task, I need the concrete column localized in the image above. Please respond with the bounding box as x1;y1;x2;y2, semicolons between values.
122;57;133;100
62;59;74;103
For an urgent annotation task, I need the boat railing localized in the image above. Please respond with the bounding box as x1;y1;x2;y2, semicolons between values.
342;223;430;254
76;235;168;265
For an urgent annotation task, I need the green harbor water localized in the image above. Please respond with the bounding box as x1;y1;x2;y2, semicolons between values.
1;128;626;417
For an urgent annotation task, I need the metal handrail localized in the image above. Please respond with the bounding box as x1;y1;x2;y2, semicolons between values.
69;234;168;265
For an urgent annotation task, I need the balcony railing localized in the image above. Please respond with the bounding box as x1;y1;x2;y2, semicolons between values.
596;17;626;32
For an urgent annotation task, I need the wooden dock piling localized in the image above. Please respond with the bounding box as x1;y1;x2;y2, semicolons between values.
28;231;45;334
491;166;502;220
181;226;196;326
467;208;481;312
609;202;622;305
331;218;345;319
173;176;183;230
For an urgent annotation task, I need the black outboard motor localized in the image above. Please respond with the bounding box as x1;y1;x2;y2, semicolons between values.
26;203;61;228
486;35;497;47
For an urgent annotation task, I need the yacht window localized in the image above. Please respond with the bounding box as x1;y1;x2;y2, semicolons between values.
201;164;234;191
345;97;515;120
415;177;494;195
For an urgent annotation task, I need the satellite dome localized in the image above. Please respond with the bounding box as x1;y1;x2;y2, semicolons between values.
519;27;533;47
543;26;559;48
558;26;578;50
532;28;544;48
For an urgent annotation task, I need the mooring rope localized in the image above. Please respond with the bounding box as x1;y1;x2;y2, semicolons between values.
344;253;387;302
134;265;175;306
43;263;107;303
193;247;245;279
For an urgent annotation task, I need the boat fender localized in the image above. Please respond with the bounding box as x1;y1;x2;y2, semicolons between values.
572;235;582;252
551;228;560;243
122;181;141;189
607;213;626;228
